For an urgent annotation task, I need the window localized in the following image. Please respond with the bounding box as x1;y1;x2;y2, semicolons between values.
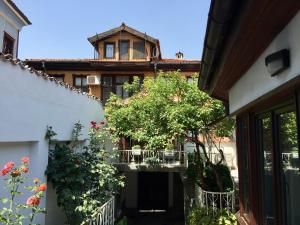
255;100;300;225
119;40;130;60
133;41;145;59
2;32;14;56
50;74;65;82
101;75;143;104
73;75;88;92
104;42;115;58
237;116;250;222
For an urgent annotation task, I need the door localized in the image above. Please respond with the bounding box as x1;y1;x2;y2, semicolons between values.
138;172;168;211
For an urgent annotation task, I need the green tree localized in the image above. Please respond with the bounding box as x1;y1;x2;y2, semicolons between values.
105;71;235;191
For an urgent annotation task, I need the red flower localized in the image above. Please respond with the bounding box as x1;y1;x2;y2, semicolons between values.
33;178;39;184
26;196;40;206
21;156;29;164
100;120;105;125
4;161;14;170
95;125;100;130
21;166;29;173
35;183;47;192
90;121;97;126
1;167;10;176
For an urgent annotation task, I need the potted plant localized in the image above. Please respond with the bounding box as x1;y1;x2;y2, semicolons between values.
164;143;174;157
132;145;141;156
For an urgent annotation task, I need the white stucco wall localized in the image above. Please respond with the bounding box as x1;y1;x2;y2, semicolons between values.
0;59;104;225
229;11;300;114
0;0;27;58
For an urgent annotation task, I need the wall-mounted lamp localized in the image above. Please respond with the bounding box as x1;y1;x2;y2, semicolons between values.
265;49;290;76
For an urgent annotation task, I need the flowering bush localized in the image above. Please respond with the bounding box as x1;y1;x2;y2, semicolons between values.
46;121;124;225
0;157;46;225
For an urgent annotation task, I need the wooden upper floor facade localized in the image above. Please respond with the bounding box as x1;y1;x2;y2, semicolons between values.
25;23;200;103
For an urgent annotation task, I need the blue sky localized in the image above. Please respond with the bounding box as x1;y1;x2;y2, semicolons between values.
14;0;210;60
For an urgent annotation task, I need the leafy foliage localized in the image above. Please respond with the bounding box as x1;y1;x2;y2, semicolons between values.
45;122;124;225
187;206;237;225
105;71;235;191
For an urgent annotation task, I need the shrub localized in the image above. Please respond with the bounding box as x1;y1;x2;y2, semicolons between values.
187;206;237;225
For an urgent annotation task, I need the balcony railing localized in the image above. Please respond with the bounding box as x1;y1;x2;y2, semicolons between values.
113;150;188;167
88;196;115;225
194;186;235;212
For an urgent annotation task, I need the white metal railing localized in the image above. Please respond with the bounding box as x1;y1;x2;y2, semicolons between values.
114;150;188;167
88;196;115;225
196;186;235;212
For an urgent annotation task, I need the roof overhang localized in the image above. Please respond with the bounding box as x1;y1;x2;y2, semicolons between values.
24;60;201;72
199;0;300;101
4;0;31;25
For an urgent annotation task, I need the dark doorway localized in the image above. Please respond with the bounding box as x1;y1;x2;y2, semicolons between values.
138;172;168;211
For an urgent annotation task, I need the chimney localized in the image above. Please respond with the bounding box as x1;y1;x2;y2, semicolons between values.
176;51;184;59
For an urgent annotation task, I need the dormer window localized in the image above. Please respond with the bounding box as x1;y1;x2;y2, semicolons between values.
119;40;129;60
133;41;145;59
104;42;115;58
2;32;14;56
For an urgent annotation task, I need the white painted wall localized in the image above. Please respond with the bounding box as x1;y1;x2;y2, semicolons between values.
0;0;28;58
229;11;300;114
0;59;104;225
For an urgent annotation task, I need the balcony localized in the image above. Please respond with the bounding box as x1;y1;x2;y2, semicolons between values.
112;150;188;172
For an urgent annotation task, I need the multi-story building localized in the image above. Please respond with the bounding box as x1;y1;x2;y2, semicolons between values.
25;23;200;104
0;0;31;58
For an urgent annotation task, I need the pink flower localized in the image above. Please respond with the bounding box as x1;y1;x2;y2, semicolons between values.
90;121;97;126
26;196;40;206
21;156;29;164
4;161;14;170
1;167;10;176
100;120;105;125
35;183;47;192
95;125;100;130
21;166;29;173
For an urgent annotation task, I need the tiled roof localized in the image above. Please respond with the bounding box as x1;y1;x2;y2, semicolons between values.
159;58;201;63
5;0;31;25
0;53;100;101
88;23;159;45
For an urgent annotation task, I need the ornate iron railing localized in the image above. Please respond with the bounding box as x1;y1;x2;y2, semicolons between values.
196;187;235;212
114;150;188;166
88;196;115;225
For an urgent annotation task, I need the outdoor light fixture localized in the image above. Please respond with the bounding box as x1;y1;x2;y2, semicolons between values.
265;49;290;76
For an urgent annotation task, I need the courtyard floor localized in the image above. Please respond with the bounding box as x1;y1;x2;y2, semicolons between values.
128;212;184;225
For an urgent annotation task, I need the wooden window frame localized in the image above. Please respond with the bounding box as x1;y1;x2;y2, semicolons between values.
133;41;146;59
119;40;130;60
72;74;89;92
104;42;115;59
2;32;15;55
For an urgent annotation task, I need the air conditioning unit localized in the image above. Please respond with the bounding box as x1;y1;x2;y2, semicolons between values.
87;75;101;85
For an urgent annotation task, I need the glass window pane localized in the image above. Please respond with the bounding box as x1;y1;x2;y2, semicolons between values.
133;41;145;59
82;77;87;86
120;41;129;60
116;85;123;97
116;76;129;84
103;77;112;86
260;116;275;225
75;77;81;86
105;44;114;58
278;110;300;225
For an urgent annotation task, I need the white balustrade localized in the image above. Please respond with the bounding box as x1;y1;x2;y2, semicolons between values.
114;149;188;166
88;196;115;225
196;187;235;212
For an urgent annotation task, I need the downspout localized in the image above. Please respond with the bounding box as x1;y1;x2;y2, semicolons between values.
16;29;19;58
